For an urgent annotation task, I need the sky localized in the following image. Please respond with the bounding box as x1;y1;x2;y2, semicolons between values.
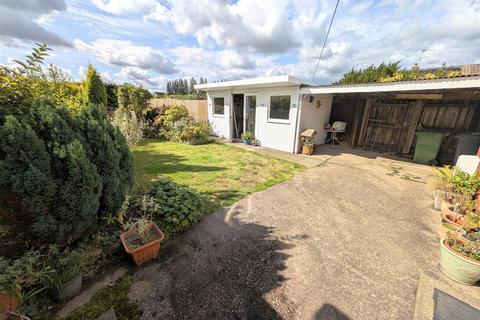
0;0;479;91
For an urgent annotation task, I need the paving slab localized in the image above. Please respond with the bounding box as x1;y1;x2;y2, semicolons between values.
129;152;480;319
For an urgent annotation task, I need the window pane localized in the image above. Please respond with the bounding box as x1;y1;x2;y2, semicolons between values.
214;97;224;115
270;95;291;120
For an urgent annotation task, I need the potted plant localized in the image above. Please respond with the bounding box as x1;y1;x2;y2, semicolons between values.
0;252;52;315
302;137;314;155
439;233;480;285
120;215;165;266
455;211;480;245
49;251;84;302
241;131;254;145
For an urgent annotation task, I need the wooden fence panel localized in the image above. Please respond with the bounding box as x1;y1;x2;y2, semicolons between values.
150;98;208;122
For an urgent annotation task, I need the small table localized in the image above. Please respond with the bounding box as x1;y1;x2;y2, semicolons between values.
324;129;345;148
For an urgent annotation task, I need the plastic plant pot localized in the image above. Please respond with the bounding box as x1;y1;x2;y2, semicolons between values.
120;223;165;266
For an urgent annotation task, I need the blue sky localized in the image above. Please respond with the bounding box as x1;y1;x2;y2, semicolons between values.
1;0;479;91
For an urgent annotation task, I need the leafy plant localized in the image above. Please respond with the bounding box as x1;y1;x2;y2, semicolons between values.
117;83;152;117
50;250;84;285
303;137;314;147
0;43;83;117
435;166;480;211
82;64;107;107
446;234;480;261
161;104;191;125
0;250;53;308
112;109;144;146
465;211;480;230
335;61;462;85
178;122;211;144
241;131;254;141
131;177;207;239
122;215;159;249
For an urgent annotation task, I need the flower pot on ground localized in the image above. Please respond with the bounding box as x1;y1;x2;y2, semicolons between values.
439;237;480;285
49;250;84;302
441;212;464;229
0;291;20;314
241;131;254;145
302;137;314;155
120;216;165;266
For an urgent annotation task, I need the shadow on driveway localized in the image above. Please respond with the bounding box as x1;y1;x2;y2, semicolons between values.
129;207;309;319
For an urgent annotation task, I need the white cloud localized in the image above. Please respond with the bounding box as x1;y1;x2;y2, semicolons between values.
145;0;330;53
91;0;158;15
74;39;177;74
115;67;167;90
0;1;71;47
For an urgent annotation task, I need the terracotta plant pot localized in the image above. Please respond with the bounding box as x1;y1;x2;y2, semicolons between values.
302;145;314;155
439;239;480;285
0;291;20;313
441;212;464;229
120;223;165;266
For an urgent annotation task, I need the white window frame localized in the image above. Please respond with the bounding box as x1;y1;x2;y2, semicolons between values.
268;94;291;124
212;96;225;118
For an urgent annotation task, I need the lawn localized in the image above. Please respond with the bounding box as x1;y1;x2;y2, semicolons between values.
132;139;304;208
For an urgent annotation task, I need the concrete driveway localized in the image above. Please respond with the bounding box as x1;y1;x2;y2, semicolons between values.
129;152;480;320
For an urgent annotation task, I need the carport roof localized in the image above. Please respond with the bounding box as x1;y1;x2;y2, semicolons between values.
194;74;480;94
300;75;480;94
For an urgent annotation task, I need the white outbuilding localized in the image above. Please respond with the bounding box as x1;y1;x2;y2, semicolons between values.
195;73;480;161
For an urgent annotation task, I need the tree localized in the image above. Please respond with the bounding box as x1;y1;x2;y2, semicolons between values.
0;43;83;117
105;83;119;110
82;64;108;106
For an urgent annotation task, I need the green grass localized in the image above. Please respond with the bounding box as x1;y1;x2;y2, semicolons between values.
132;139;304;208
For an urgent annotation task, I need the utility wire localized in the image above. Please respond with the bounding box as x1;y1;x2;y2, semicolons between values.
311;0;341;82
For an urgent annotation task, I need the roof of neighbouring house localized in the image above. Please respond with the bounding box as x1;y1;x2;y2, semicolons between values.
194;75;313;91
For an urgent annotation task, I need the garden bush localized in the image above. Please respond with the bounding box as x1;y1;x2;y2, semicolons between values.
77;105;135;215
0;101;102;246
111;109;144;146
156;105;211;143
178;121;211;144
0;104;134;248
131;177;207;238
117;83;152;117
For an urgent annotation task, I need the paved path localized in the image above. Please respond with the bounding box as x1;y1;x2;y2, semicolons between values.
129;153;480;320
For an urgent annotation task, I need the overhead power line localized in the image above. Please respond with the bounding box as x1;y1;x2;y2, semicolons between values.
311;0;341;82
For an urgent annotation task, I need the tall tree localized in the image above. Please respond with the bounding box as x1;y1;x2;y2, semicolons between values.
82;64;108;106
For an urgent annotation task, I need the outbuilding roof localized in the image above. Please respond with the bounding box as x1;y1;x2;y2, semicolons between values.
194;74;480;93
194;75;312;91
